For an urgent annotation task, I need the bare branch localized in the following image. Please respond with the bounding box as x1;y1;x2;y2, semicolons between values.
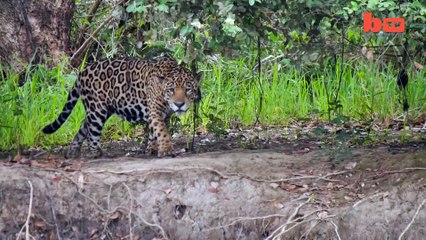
71;0;131;67
70;15;114;66
76;0;103;46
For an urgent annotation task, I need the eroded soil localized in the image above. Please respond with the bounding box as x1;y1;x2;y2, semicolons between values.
1;126;426;239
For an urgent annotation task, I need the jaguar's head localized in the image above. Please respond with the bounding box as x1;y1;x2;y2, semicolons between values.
151;54;202;115
162;68;202;116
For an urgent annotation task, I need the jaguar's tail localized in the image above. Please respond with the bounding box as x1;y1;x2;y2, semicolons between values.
42;85;80;134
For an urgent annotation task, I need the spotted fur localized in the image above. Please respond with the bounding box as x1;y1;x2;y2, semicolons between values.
43;54;201;158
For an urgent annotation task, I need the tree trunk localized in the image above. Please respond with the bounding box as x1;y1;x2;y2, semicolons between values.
0;0;74;71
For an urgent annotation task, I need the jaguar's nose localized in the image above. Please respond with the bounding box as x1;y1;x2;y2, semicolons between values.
174;102;185;108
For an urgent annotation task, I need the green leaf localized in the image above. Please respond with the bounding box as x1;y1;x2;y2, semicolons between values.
126;0;150;13
222;24;242;37
191;18;203;29
193;41;202;49
309;52;319;61
269;32;279;42
367;0;378;10
224;13;236;25
111;6;124;19
343;7;353;14
152;40;166;47
216;2;234;16
222;13;242;37
351;1;359;11
322;19;331;29
249;0;255;6
156;3;169;13
180;26;194;37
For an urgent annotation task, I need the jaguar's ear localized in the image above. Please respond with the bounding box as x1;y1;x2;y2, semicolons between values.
195;72;202;82
178;60;187;68
163;53;176;62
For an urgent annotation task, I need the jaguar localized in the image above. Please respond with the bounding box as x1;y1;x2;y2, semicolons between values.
43;54;201;158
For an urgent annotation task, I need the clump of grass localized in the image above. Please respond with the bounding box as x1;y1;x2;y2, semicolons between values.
181;56;426;128
0;64;128;150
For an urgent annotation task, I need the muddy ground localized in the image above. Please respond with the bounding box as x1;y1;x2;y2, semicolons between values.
1;126;426;240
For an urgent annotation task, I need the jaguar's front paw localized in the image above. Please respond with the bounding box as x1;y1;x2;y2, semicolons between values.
157;142;176;158
145;141;158;155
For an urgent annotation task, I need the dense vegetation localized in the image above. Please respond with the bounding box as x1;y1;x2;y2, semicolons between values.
0;0;425;150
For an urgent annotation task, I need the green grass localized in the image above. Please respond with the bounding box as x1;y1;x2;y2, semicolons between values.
0;57;425;150
192;57;426;127
0;65;131;150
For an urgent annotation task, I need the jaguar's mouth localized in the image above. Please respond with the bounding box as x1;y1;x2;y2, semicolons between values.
175;110;186;116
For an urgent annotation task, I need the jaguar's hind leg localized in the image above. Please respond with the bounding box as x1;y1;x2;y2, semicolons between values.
85;110;110;158
66;120;88;159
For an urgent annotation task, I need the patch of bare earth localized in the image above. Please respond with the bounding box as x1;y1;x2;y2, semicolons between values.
1;128;426;239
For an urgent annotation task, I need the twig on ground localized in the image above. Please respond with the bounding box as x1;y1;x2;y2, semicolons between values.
265;197;337;240
299;221;319;240
25;181;33;240
205;195;313;232
16;180;33;240
204;214;289;232
205;196;332;240
50;205;62;240
286;199;310;225
398;199;426;240
269;214;336;240
266;200;309;240
30;151;46;159
131;198;168;239
47;195;62;240
352;192;388;208
372;168;426;178
385;167;426;173
107;184;113;210
330;220;342;240
246;170;348;183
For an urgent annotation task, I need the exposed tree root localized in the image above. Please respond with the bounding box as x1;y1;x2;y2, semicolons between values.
16;180;33;240
84;167;348;184
398;199;426;240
